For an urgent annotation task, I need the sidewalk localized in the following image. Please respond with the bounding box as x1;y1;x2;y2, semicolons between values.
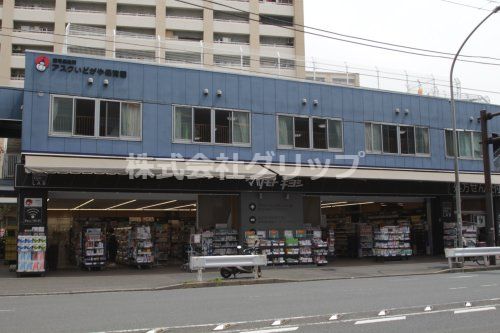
0;257;490;296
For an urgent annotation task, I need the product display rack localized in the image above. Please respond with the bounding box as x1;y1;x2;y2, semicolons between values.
201;230;214;256
154;223;171;265
312;236;328;265
17;227;46;276
130;225;153;268
443;222;457;249
373;225;412;259
327;228;335;257
81;227;106;270
285;236;300;265
462;224;478;248
115;227;131;265
259;230;285;265
330;221;356;257
358;223;373;258
212;228;239;256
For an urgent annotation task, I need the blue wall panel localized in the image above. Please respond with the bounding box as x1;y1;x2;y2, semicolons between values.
20;52;500;173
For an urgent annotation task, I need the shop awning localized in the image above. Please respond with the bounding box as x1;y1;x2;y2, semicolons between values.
24;155;275;180
264;164;500;185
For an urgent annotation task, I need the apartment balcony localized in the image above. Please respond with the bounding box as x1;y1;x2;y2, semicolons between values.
165;16;204;31
260;43;295;57
166;0;206;10
13;6;55;22
212;0;250;12
0;154;21;180
115;32;157;51
213;41;251;55
67;35;106;50
118;0;156;6
66;9;106;26
259;1;294;16
116;13;156;29
164;37;203;54
10;54;25;68
213;19;250;35
11;29;54;46
259;24;294;38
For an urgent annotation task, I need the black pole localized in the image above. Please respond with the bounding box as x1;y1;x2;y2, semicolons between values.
480;110;496;265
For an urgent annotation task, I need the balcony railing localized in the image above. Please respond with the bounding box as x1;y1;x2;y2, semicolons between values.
1;154;21;180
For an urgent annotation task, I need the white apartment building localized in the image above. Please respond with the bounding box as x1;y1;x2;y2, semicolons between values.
0;0;305;87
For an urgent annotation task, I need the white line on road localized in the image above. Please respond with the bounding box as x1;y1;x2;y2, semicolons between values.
0;309;14;313
449;275;476;279
271;320;282;326
241;328;299;333
355;316;406;325
481;284;498;287
214;324;229;331
449;287;468;290
454;306;496;314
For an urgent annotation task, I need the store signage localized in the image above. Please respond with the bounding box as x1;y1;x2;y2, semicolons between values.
36;55;127;79
449;183;500;195
23;198;43;227
247;178;304;190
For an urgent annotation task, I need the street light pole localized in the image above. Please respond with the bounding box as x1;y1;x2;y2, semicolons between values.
449;5;500;249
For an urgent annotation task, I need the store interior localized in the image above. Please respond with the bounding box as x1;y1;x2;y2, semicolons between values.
320;196;431;259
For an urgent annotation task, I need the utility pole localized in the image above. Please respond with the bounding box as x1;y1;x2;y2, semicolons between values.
480;109;500;265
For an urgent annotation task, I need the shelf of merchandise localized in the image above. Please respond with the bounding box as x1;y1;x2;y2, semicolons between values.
358;223;373;258
212;228;239;256
201;230;214;256
81;227;106;270
312;238;328;265
115;227;131;265
330;222;356;257
327;228;335;258
285;237;300;265
154;223;171;265
373;225;412;259
130;226;153;268
259;238;285;265
443;222;457;249
462;224;478;248
299;237;313;264
17;233;46;276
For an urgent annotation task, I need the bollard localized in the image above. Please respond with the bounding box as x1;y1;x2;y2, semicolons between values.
197;268;203;282
254;266;259;279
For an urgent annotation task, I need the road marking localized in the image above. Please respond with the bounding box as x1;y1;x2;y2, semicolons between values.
0;309;14;312
241;328;299;333
454;306;496;314
329;314;339;321
214;324;229;331
481;284;497;287
355;316;406;325
378;309;388;316
271;320;282;326
449;287;467;290
424;306;432;312
450;275;476;279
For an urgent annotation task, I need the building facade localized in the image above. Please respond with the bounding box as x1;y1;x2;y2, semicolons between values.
3;52;500;271
0;0;305;88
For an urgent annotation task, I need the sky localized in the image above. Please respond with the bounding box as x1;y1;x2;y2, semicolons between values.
303;0;500;104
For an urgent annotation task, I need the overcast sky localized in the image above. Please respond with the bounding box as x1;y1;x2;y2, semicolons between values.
304;0;500;104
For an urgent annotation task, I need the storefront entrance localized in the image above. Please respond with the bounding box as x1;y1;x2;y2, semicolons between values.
320;196;431;259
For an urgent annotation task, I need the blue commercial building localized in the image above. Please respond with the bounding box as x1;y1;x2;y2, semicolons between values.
5;51;500;271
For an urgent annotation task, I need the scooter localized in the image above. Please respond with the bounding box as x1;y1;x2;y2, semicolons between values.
220;245;262;279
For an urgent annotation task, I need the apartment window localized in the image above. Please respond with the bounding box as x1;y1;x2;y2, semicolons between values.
399;125;415;155
415;127;430;155
278;115;343;150
173;106;250;146
365;122;430;156
52;97;73;134
50;96;141;139
74;99;95;136
99;101;120;137
444;129;482;159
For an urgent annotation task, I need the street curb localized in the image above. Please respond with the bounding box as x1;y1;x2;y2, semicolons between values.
1;265;498;297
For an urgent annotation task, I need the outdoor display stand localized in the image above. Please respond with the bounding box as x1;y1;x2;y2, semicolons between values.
373;225;412;261
358;224;374;257
81;227;106;270
130;226;153;268
17;227;46;277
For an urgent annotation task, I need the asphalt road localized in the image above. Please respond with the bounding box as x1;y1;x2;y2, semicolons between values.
2;270;500;333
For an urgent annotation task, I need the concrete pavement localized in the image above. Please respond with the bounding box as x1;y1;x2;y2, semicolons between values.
0;257;454;296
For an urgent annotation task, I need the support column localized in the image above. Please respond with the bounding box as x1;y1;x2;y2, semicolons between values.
105;0;117;58
0;0;15;85
53;0;67;53
156;0;166;63
293;0;305;79
202;2;214;66
249;0;260;71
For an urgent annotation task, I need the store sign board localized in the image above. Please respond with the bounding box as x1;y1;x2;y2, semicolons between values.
35;55;127;79
449;183;500;195
22;197;43;228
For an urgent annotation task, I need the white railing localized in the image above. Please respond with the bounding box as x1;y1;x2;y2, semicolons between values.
116;31;156;39
13;28;54;34
117;11;155;17
165;15;203;20
214;40;250;45
259;0;293;5
1;154;21;179
66;8;105;14
14;5;54;10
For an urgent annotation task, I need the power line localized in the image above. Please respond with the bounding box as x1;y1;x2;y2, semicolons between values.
179;0;500;63
3;30;499;97
439;0;490;11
